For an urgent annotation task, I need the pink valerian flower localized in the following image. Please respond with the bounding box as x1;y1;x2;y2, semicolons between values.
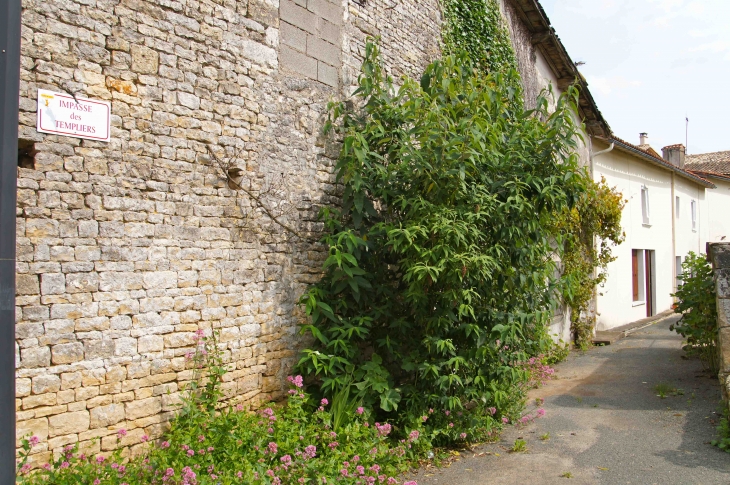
488;407;497;415
340;469;349;477
266;470;275;477
408;430;420;442
96;456;105;464
321;398;329;406
187;450;195;456
304;445;317;459
356;465;365;475
93;480;101;485
330;431;337;438
353;455;360;462
388;478;398;484
268;427;274;433
117;429;127;437
164;468;175;477
404;481;419;485
181;466;196;485
356;407;364;415
286;375;304;388
370;447;378;455
160;441;170;449
460;433;467;439
61;462;70;469
375;423;392;437
422;415;428;422
280;455;292;465
444;410;451;416
370;464;381;473
19;464;32;475
502;416;509;424
268;442;278;454
28;436;40;447
198;435;206;442
140;435;149;443
237;471;243;479
536;408;546;417
328;442;339;449
448;422;454;428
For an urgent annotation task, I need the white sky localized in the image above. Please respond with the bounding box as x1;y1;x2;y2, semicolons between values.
539;0;730;155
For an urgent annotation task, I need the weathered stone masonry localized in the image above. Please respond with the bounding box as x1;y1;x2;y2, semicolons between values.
15;0;443;461
708;242;730;413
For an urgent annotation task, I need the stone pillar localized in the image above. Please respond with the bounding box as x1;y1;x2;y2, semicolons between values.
708;242;730;409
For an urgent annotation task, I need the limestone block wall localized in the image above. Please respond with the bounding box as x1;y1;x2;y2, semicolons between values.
15;0;444;462
708;242;730;410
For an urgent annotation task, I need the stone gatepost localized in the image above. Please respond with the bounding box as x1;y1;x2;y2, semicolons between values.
708;242;730;409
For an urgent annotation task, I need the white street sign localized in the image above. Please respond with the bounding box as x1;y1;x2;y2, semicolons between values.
36;89;111;142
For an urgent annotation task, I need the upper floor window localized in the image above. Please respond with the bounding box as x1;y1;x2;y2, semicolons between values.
675;196;680;218
691;199;697;232
641;185;650;225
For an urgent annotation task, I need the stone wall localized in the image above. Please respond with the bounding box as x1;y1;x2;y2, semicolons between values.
708;242;730;410
15;0;444;462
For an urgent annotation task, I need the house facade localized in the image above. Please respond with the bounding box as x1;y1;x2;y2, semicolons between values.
591;136;713;330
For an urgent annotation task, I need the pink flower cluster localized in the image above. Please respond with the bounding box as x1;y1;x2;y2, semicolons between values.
287;375;304;388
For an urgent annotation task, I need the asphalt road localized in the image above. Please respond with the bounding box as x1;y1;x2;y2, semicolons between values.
409;316;730;485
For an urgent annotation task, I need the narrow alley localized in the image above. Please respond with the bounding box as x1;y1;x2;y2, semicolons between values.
413;317;730;484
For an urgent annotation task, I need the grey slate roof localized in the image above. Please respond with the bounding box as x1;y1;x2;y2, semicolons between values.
685;151;730;175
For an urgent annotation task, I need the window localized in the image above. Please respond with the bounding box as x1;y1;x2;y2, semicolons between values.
675;196;680;218
632;249;645;302
691;199;697;232
641;186;650;225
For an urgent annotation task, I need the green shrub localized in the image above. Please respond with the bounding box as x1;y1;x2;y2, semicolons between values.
296;41;590;445
671;252;719;374
18;331;425;485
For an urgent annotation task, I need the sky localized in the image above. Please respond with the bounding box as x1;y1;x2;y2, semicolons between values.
538;0;730;155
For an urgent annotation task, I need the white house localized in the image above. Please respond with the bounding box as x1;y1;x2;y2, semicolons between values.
591;136;714;330
684;151;730;242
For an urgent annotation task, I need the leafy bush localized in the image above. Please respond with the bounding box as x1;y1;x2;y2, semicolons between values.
297;42;590;444
17;332;423;485
671;252;719;374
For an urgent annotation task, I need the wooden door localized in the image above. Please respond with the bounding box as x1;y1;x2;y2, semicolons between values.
644;250;653;317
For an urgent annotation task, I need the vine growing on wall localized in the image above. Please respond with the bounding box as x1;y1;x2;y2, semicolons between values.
442;0;522;102
558;178;625;347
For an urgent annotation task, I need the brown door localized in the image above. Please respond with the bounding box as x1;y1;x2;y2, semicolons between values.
644;250;653;317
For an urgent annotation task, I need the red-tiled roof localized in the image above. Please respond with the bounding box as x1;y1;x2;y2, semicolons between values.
685;151;730;176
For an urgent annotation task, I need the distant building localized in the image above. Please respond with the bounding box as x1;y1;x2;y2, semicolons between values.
685;151;730;242
591;135;715;330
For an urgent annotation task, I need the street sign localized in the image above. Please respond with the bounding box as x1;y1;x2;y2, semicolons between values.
36;89;111;142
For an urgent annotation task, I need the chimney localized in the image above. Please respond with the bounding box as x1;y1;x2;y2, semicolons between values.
639;132;648;146
662;144;686;168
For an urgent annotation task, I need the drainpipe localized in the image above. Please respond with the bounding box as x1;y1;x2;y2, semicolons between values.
0;0;21;481
671;173;677;298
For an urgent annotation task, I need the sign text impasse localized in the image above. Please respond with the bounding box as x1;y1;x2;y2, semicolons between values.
36;89;111;142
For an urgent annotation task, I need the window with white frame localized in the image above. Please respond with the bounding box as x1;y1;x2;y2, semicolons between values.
691;199;697;231
641;186;650;225
675;196;680;218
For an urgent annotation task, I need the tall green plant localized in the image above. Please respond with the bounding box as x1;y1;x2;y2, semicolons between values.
671;252;719;374
297;42;591;440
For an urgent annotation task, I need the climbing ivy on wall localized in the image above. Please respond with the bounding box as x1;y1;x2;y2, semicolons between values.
442;0;522;99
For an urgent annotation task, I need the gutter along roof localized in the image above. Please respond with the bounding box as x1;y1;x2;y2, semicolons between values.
509;0;611;138
604;137;716;189
686;170;730;183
